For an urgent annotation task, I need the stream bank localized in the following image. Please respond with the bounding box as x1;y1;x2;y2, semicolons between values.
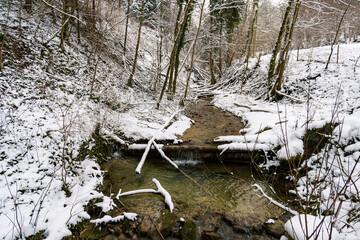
76;98;292;240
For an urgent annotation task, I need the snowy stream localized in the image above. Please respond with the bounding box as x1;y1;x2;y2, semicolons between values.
102;156;284;223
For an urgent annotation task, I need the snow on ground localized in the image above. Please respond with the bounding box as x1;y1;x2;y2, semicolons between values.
0;1;191;239
211;42;360;239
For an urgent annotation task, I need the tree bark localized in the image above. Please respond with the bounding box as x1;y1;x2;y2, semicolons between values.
271;0;301;97
325;2;350;70
60;0;70;52
157;0;195;108
127;0;145;87
184;0;206;100
267;0;294;92
123;0;130;52
24;0;32;13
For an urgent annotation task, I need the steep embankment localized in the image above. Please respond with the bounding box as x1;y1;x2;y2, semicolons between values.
210;43;360;239
0;1;192;239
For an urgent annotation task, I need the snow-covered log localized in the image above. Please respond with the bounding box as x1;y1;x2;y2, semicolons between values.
116;178;174;212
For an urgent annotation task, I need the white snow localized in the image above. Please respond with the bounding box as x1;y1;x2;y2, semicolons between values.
0;1;191;239
285;215;339;240
95;196;117;213
116;178;174;212
211;42;360;239
90;212;137;225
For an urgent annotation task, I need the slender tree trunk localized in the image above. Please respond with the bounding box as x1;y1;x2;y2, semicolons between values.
75;0;80;44
209;14;216;85
218;22;223;77
168;4;183;95
157;0;195;108
325;3;350;70
184;0;206;100
92;0;96;29
127;0;145;87
0;31;6;71
50;5;57;24
209;51;216;84
242;2;258;90
154;32;163;93
123;0;130;52
60;0;71;52
267;0;294;91
24;0;32;13
271;0;301;97
297;46;299;61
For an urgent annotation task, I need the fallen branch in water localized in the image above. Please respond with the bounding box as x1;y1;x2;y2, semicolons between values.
116;178;174;212
253;183;298;215
135;109;183;174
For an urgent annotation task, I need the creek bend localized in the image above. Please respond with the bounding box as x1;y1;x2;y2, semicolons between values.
100;99;288;239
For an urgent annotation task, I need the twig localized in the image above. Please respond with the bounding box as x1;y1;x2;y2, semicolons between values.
148;215;165;240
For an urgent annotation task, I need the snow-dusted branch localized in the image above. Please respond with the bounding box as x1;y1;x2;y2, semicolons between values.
135;110;182;174
90;212;137;225
117;178;174;212
152;141;178;169
40;0;84;24
253;184;298;215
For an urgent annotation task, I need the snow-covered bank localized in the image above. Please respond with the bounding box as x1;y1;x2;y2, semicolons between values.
211;42;360;239
0;1;192;239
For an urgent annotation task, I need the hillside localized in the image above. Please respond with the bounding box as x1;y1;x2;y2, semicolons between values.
211;42;360;239
1;0;360;239
0;1;191;239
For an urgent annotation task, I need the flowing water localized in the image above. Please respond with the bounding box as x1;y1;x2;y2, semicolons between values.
100;98;286;238
103;156;283;221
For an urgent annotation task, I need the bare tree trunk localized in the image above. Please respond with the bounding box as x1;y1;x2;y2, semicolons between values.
209;14;216;85
75;0;81;44
271;0;301;97
184;0;206;100
241;2;258;90
24;0;32;13
168;4;184;95
218;23;223;77
267;0;294;92
209;51;216;84
92;0;96;29
157;0;195;108
127;0;145;87
60;0;70;52
123;0;130;52
0;31;6;71
325;3;350;70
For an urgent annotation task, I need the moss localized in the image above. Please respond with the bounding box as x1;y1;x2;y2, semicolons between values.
77;124;112;164
66;219;89;239
303;122;335;159
121;219;131;233
179;221;197;240
81;225;109;240
25;230;46;240
158;209;178;237
255;126;272;135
